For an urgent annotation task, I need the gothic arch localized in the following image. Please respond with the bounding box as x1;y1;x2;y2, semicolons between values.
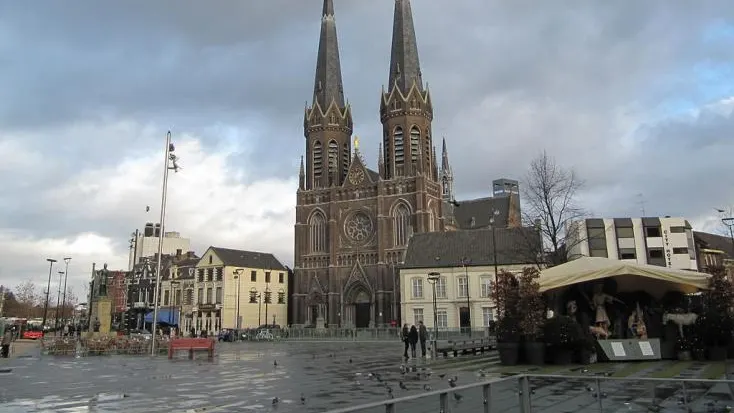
344;282;373;305
308;209;327;253
393;126;404;166
312;140;323;185
427;200;436;232
410;126;420;163
391;201;412;246
390;199;413;215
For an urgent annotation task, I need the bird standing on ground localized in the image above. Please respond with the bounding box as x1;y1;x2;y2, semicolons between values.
300;393;306;404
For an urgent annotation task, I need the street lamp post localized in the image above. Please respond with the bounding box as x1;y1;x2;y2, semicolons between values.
723;217;734;257
250;288;262;327
170;280;180;331
55;270;64;334
427;271;441;358
490;209;500;276
151;131;180;356
61;257;71;326
461;257;471;337
264;287;271;327
234;269;243;330
42;259;57;334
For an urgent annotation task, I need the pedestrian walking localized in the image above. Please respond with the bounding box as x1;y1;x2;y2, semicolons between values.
408;325;419;358
418;321;428;357
401;324;410;358
1;328;12;358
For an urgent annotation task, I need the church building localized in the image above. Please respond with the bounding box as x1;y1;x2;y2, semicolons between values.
292;0;443;327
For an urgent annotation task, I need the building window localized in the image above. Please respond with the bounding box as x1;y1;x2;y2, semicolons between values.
208;255;213;265
616;227;634;238
619;248;636;260
175;290;181;306
411;278;423;298
278;291;286;304
250;271;257;282
480;277;492;297
197;269;204;282
670;226;686;233
216;287;222;304
394;127;404;165
645;227;661;237
313;140;323;186
206;288;213;304
436;309;448;328
197;288;203;304
215;268;223;281
393;203;411;246
328;140;338;185
590;249;608;258
457;277;468;298
249;290;258;303
185;289;193;305
482;307;494;327
648;249;664;259
309;212;327;253
265;272;271;283
436;277;447;298
279;273;284;283
164;290;170;306
207;268;213;281
413;308;424;325
264;290;272;304
342;143;349;179
673;247;689;254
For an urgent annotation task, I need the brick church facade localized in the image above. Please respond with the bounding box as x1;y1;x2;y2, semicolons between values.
291;0;444;327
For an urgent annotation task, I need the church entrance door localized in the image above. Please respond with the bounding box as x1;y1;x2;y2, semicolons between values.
355;303;371;328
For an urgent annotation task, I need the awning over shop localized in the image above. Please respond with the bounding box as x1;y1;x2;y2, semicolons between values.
144;308;179;325
538;257;710;295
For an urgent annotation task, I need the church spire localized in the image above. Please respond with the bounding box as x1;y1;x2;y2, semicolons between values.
312;0;345;109
388;0;423;93
298;156;305;190
440;138;454;202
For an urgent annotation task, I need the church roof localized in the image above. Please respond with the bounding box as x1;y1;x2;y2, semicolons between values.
447;197;512;229
402;227;541;269
388;0;423;93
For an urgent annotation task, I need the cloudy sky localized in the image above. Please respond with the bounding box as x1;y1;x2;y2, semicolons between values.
1;0;734;300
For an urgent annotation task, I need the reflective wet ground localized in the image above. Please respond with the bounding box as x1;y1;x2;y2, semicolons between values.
1;342;733;413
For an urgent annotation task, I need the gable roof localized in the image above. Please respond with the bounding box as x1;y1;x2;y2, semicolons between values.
402;227;542;269
694;231;734;257
209;247;287;271
447;197;511;229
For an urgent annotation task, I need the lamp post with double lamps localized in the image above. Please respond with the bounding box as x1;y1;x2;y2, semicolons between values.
489;209;500;276
151;131;182;356
55;270;64;334
233;269;243;330
427;271;441;358
61;257;71;326
42;258;57;335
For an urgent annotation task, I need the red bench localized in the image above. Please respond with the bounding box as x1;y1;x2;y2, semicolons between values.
168;338;215;360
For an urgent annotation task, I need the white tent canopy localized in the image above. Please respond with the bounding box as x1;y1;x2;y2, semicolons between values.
538;257;710;296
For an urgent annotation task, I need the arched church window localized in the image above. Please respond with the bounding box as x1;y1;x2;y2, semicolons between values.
327;140;338;185
309;212;327;253
410;127;420;164
393;203;411;246
313;141;323;187
342;143;350;178
424;135;432;172
394;127;404;166
428;208;435;232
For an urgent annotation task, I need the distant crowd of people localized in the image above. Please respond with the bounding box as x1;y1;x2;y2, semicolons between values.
401;321;428;359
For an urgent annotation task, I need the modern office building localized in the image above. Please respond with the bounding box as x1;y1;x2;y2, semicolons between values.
492;178;519;197
128;223;191;270
566;216;698;270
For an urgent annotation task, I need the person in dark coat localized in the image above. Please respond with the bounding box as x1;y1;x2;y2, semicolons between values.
401;324;410;358
418;321;428;357
408;325;419;358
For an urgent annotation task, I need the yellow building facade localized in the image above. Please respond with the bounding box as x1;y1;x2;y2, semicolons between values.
193;246;288;333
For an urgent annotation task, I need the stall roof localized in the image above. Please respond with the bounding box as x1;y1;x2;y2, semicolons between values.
538;257;710;294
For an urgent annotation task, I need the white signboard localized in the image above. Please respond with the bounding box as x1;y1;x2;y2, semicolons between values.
611;342;626;357
662;229;673;268
639;341;654;356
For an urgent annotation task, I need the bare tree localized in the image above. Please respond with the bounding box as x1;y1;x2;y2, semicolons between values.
523;151;586;266
14;281;40;307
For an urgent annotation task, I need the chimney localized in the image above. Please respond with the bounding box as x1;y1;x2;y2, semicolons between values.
187;251;196;259
176;249;182;257
144;222;154;237
154;223;161;237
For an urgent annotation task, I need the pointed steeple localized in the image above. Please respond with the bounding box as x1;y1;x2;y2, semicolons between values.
440;138;454;202
312;0;345;109
378;142;385;179
389;0;423;93
298;156;305;190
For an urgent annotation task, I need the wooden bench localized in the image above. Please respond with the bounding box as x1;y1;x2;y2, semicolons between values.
436;337;496;358
168;338;215;360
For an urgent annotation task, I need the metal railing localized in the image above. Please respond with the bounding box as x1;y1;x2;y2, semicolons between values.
278;327;494;341
324;374;734;412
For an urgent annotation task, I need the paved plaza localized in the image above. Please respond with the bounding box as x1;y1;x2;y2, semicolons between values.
0;341;733;412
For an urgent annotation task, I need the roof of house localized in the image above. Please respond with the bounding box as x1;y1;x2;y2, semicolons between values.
446;197;511;230
209;247;287;271
694;231;734;257
402;227;542;269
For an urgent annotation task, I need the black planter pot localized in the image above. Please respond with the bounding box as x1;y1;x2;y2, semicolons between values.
498;342;520;366
552;348;574;365
660;340;676;360
523;341;545;365
709;346;728;361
